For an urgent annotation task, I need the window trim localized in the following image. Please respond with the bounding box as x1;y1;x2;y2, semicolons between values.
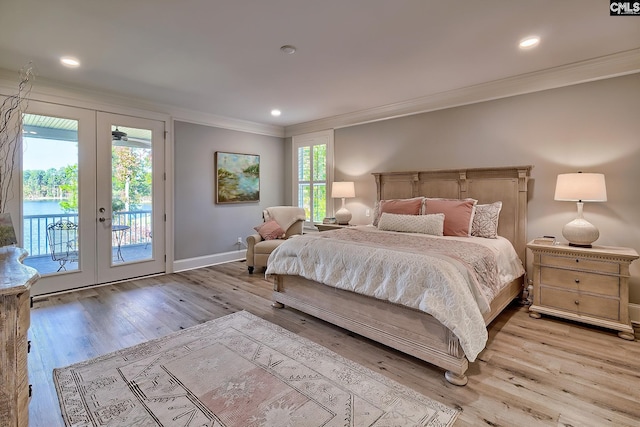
292;130;334;226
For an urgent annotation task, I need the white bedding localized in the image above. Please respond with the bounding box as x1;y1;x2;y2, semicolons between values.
265;226;524;361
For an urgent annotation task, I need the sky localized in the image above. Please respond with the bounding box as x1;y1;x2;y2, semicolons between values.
23;137;78;170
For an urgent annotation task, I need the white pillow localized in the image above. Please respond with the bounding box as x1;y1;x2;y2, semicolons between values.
377;212;445;236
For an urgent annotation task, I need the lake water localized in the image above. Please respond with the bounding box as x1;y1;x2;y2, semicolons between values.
23;200;151;216
23;200;66;215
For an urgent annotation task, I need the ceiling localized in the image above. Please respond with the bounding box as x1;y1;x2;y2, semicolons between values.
0;0;639;130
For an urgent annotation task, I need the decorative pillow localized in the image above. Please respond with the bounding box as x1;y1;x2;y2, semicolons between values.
471;201;502;238
378;212;445;236
424;198;477;237
254;219;286;240
372;197;424;226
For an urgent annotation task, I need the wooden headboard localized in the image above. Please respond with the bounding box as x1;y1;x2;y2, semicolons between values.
372;166;532;262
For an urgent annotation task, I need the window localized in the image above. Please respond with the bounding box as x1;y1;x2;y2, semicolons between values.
292;130;334;225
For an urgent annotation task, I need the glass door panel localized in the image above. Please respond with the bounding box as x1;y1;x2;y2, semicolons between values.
110;125;153;265
22;114;80;273
96;112;165;284
21;102;97;295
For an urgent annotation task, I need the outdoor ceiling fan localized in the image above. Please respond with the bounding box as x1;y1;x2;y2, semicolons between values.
111;126;151;148
111;127;128;141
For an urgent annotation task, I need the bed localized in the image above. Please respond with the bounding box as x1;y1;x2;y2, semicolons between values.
266;166;532;385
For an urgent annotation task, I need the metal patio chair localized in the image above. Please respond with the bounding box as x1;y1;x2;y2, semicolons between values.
47;220;79;272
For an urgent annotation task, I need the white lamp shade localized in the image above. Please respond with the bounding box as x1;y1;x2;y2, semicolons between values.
331;181;355;199
554;173;607;202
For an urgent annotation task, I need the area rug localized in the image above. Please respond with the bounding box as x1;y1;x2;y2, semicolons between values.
54;311;459;426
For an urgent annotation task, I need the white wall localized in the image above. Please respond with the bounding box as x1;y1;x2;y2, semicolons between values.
330;74;640;302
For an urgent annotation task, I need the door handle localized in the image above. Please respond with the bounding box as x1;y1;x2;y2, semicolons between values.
99;217;111;222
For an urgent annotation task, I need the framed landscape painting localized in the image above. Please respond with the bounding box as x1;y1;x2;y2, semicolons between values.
215;151;260;203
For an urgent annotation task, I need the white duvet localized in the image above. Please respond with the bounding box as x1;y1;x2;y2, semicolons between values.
265;226;524;361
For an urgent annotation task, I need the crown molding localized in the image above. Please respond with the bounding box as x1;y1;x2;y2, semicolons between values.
0;68;284;138
0;70;171;122
284;49;640;138
170;107;284;138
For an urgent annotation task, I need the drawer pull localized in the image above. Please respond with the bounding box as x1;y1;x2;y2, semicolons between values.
574;278;580;284
575;259;580;263
574;300;580;305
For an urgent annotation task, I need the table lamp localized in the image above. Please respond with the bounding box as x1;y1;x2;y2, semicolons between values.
554;172;607;247
331;181;355;225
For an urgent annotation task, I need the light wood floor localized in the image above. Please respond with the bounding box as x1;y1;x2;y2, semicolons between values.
28;261;640;426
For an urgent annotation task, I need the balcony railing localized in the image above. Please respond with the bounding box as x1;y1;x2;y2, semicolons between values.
23;210;152;257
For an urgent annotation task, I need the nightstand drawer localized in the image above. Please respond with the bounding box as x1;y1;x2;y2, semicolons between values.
540;268;619;296
540;287;620;321
540;254;619;274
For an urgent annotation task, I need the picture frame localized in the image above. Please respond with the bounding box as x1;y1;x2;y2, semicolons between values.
215;151;260;204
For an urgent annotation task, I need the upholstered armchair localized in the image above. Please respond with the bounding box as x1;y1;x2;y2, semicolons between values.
246;206;306;274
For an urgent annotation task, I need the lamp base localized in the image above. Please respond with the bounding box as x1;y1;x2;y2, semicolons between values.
562;217;599;248
568;242;593;248
334;207;352;225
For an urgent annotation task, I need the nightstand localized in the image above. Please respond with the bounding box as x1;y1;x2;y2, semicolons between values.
316;224;351;232
527;241;639;340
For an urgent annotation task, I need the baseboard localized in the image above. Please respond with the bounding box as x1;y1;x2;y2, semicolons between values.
173;250;246;273
630;303;640;326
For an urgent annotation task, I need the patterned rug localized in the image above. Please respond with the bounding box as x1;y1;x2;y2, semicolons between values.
54;311;459;426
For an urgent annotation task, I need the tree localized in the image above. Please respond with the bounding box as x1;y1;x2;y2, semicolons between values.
0;64;34;213
112;146;151;211
59;165;78;212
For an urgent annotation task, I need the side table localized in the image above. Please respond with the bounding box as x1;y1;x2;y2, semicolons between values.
527;240;639;340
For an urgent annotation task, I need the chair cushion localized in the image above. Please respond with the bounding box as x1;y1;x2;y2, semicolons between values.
254;239;285;254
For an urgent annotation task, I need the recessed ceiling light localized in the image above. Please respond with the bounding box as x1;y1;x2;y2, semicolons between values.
519;36;540;50
280;45;296;54
60;56;80;67
271;109;282;117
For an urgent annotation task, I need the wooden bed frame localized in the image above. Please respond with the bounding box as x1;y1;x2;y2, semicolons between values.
272;166;532;385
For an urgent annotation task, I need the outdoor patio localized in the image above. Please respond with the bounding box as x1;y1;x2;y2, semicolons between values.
21;210;153;276
23;243;153;275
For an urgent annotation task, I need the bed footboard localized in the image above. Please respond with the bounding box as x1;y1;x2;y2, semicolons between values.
272;274;471;385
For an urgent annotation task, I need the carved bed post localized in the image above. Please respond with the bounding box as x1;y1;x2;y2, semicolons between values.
373;173;382;202
516;167;530;264
411;172;419;197
458;170;468;199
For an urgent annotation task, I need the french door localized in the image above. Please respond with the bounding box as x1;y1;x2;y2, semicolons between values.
22;102;165;295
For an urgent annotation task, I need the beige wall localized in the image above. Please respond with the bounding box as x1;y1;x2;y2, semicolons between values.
331;74;640;302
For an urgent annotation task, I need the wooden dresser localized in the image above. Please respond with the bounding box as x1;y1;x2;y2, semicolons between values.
527;241;639;339
1;246;39;427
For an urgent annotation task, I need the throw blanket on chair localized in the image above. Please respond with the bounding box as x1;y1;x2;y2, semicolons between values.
264;206;306;231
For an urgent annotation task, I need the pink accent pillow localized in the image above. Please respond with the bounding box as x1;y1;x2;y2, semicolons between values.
254;219;286;240
424;198;477;237
374;197;423;226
